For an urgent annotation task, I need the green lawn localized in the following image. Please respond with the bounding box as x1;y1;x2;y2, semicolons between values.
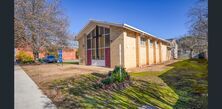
62;61;79;64
160;59;208;109
49;59;208;109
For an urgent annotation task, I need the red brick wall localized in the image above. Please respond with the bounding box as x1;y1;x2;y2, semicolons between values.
62;49;77;60
16;48;78;60
15;48;45;59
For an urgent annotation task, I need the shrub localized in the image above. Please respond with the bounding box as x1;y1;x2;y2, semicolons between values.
111;66;129;82
38;58;44;63
101;66;130;85
16;51;34;64
101;76;113;85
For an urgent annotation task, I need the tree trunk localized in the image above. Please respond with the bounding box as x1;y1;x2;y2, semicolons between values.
190;49;193;59
33;50;39;62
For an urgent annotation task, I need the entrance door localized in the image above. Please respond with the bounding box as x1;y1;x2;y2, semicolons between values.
92;60;105;66
91;48;105;66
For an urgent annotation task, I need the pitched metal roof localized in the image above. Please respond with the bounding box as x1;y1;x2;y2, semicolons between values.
75;20;170;44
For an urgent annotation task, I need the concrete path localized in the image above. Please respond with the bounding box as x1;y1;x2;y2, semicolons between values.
15;65;57;109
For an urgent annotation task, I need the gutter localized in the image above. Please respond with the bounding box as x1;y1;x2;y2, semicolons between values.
123;24;171;44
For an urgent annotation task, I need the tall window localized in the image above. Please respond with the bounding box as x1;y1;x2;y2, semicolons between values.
99;26;104;35
86;25;110;60
156;42;159;48
92;49;96;59
105;28;110;47
140;37;146;45
92;34;96;49
150;40;153;47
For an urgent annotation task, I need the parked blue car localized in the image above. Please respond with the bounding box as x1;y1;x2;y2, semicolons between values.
43;55;57;63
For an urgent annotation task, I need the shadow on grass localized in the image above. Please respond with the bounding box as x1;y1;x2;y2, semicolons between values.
49;72;179;109
47;59;207;109
159;59;208;109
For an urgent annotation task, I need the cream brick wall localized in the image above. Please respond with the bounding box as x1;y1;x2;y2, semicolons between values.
123;31;137;68
77;22;171;68
110;26;123;42
140;46;147;65
149;44;154;64
110;26;124;68
162;44;167;62
156;45;160;64
78;36;86;65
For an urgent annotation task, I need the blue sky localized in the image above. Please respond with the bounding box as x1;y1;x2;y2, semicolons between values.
61;0;196;39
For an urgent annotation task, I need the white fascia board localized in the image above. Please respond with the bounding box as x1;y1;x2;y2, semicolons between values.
123;24;171;44
90;20;123;27
75;20;123;40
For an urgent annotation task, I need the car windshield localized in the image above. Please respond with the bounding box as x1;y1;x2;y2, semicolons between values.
48;56;55;58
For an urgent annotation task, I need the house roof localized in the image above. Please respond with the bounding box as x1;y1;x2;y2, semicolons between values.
75;20;170;44
166;39;174;41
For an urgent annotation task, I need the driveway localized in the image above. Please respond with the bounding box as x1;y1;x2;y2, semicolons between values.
15;65;56;109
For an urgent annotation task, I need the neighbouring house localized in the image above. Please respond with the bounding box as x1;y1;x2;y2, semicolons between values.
167;39;178;59
15;47;78;61
15;47;45;59
76;20;173;69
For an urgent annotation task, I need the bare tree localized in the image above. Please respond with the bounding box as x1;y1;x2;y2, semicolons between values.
187;0;208;52
15;0;70;60
178;0;208;59
14;18;27;48
178;36;199;58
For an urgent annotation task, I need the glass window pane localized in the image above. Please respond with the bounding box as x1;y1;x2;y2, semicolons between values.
87;39;91;49
105;34;110;47
150;40;153;47
101;49;104;60
92;49;96;59
92;38;96;49
99;27;104;35
140;37;146;45
156;42;159;48
105;28;110;34
92;29;95;37
99;36;105;47
98;49;101;60
87;34;91;39
96;49;99;59
99;48;105;60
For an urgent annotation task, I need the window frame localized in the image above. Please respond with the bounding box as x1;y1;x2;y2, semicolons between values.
86;26;110;60
140;37;146;46
150;40;153;47
156;41;159;49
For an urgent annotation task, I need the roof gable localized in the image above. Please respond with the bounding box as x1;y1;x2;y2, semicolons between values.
75;20;122;40
75;20;170;44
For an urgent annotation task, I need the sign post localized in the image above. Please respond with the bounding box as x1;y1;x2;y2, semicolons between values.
58;49;63;66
